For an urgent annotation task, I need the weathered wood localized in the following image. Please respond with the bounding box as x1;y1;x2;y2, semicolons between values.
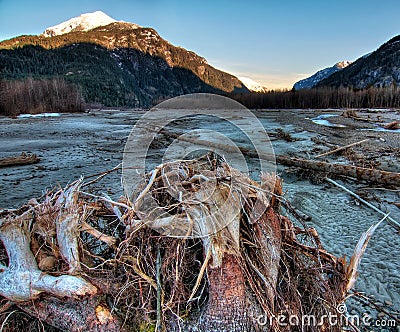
275;155;400;186
0;221;97;302
0;180;124;331
383;121;400;130
345;214;388;294
0;152;39;168
325;178;400;230
0;159;375;332
314;139;369;158
159;128;400;186
19;296;125;332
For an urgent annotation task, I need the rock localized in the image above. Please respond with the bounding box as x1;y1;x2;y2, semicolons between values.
384;300;393;306
377;311;386;318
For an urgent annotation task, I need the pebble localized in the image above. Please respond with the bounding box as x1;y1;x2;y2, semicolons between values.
384;300;393;306
377;312;386;318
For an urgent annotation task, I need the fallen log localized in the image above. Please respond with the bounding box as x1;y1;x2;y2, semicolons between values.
159;128;400;186
0;152;39;168
274;155;400;187
383;121;400;130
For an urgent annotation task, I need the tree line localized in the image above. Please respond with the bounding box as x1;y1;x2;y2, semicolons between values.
2;77;400;116
0;77;83;116
231;86;400;109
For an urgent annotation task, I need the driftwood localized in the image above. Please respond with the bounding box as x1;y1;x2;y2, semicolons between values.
341;110;375;123
158;128;400;186
275;155;400;186
0;158;381;331
345;214;388;293
325;178;400;230
0;179;124;331
383;121;400;130
314;139;369;158
0;152;39;168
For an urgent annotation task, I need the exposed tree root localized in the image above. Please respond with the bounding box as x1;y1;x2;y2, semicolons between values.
0;157;376;331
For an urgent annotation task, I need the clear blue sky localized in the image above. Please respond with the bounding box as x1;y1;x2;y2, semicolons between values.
1;0;399;89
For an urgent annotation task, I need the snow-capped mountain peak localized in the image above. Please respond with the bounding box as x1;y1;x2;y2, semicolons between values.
238;77;268;92
42;11;135;37
293;60;352;90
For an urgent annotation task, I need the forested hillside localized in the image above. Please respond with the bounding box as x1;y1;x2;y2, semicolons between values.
0;23;247;111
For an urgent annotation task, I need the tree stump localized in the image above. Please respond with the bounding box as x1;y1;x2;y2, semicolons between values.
0;158;363;332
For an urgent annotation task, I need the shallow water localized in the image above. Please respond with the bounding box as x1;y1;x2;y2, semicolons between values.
310;114;347;127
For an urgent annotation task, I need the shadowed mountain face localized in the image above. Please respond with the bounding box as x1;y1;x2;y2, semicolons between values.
0;22;248;107
318;35;400;89
293;61;351;90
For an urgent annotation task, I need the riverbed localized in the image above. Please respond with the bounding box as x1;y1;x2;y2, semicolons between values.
0;108;399;324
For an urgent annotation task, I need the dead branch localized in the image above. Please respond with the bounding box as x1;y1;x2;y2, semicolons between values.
325;177;400;230
314;139;369;158
276;155;400;186
81;221;117;247
0;152;39;168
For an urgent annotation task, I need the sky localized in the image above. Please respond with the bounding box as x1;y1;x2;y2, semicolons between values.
1;0;400;89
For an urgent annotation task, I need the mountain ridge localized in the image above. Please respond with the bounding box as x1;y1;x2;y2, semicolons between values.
0;13;248;107
317;35;400;89
238;76;268;92
293;61;352;90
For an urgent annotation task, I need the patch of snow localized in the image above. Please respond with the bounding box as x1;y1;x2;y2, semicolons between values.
238;77;268;92
17;113;62;118
42;11;138;37
310;114;346;128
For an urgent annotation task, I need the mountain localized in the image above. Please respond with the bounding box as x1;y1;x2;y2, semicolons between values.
293;61;352;90
43;11;124;37
238;77;268;92
0;12;248;107
318;36;400;89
